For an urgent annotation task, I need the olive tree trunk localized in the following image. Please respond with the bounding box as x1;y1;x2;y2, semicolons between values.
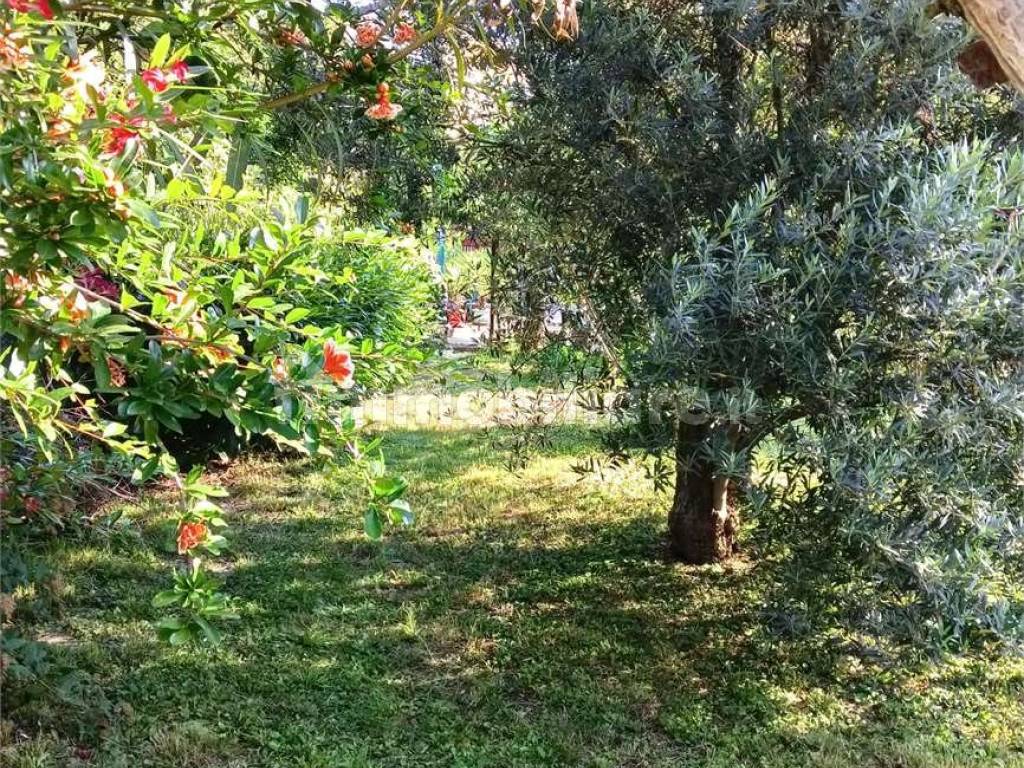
668;422;739;563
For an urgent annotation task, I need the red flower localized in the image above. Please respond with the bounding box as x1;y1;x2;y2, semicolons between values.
366;82;402;121
355;21;380;48
393;22;416;45
103;113;144;155
104;127;135;155
7;0;52;19
23;496;41;514
176;520;208;554
168;59;189;82
75;267;119;300
140;67;169;93
322;340;355;388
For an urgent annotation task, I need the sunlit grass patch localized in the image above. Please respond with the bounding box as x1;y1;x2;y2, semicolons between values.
4;419;1024;767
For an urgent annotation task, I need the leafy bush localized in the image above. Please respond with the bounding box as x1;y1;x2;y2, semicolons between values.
309;232;434;347
0;6;422;662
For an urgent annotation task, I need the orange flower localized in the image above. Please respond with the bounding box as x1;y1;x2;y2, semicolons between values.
552;0;579;41
0;27;31;71
271;356;288;382
46;118;74;143
365;82;402;121
322;340;355;388
58;336;71;354
176;520;208;554
393;22;416;45
355;21;381;48
106;357;126;387
102;168;124;198
63;50;105;101
204;344;233;362
275;28;307;47
3;272;30;307
164;288;187;307
63;291;90;324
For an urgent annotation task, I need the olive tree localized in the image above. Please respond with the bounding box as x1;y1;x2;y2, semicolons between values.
469;0;1024;642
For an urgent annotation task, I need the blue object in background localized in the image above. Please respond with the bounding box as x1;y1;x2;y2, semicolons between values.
436;226;446;274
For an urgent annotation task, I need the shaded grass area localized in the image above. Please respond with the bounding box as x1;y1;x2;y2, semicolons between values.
5;424;1024;767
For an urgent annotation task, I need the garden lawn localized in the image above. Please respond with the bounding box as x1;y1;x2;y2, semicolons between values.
6;422;1024;767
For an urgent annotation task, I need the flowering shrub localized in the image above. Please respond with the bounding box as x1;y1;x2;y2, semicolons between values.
0;1;450;652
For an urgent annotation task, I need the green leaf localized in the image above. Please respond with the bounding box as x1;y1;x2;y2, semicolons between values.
132;455;160;484
91;349;111;390
260;224;279;252
247;296;276;310
152;590;182;608
284;307;311;324
225;135;251;191
194;616;222;645
363;506;383;540
150;33;172;68
168;627;192;646
165;177;190;201
388;498;414;526
372;475;408;503
102;421;127;438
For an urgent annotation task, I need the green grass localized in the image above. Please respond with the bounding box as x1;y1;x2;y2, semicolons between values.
5;423;1024;767
402;350;517;395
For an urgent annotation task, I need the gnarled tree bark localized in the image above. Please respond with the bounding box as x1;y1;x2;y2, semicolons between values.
668;421;739;564
956;0;1024;93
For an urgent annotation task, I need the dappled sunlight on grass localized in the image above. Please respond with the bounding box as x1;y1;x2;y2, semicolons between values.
6;421;1024;767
